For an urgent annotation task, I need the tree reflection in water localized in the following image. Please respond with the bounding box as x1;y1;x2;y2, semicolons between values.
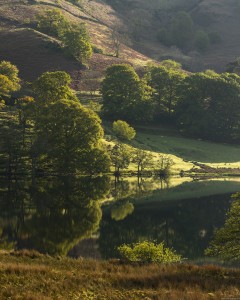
0;176;110;255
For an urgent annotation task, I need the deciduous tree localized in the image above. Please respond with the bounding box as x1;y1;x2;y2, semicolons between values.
205;193;240;261
102;64;152;121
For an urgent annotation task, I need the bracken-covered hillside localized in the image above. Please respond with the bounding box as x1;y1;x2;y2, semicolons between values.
0;0;150;91
0;0;240;91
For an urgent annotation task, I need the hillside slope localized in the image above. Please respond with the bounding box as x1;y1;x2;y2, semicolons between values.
191;0;240;71
103;0;240;72
0;0;239;89
0;0;150;90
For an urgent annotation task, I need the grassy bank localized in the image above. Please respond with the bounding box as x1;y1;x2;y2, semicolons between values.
134;126;240;165
0;251;239;299
104;124;240;176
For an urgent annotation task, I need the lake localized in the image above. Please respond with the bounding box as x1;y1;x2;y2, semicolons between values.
0;175;239;262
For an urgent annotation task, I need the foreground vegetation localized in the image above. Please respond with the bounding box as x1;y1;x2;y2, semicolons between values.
0;250;239;300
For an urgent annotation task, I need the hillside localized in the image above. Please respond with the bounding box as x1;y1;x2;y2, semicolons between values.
0;0;150;90
104;0;240;72
0;0;240;91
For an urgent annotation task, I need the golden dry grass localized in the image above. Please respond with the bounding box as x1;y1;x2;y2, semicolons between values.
0;250;239;299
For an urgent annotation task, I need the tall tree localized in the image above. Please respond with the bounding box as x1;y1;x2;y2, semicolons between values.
205;193;240;261
33;71;77;104
110;143;132;175
132;149;153;175
32;71;109;174
34;99;109;173
62;24;92;64
146;65;186;119
102;64;152;122
176;71;240;141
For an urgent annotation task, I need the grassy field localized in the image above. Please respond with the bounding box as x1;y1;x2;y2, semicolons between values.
103;124;240;175
133;126;240;166
0;250;239;300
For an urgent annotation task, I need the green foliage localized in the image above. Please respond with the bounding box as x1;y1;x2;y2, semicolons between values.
36;9;69;37
92;45;104;54
176;71;240;142
205;193;240;261
118;241;181;263
112;120;136;141
170;11;194;48
0;61;20;85
132;149;153;174
194;30;210;52
36;9;92;64
161;59;182;70
155;155;174;177
62;24;92;63
0;66;109;175
102;64;153;122
158;11;194;49
33;71;76;104
110;143;132;173
34;98;108;173
226;57;240;74
0;61;20;99
158;12;218;52
146;64;186;118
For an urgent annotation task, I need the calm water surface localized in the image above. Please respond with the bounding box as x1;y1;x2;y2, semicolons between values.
0;176;239;262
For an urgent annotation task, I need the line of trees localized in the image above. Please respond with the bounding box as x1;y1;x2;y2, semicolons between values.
102;62;240;142
0;62;109;176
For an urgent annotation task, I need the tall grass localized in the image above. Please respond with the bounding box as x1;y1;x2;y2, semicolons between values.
0;250;239;299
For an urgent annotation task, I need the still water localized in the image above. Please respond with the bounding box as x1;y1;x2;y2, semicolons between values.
0;175;239;261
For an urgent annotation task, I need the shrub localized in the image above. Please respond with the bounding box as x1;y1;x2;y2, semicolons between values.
92;45;104;54
118;241;181;263
112;120;136;141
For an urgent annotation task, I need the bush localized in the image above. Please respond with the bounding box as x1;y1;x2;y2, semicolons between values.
92;45;104;54
112;120;136;141
118;241;181;263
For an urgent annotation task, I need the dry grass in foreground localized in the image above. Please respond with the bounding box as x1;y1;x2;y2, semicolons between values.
0;250;240;299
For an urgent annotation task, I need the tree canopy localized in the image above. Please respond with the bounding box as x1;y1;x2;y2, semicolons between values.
33;71;76;104
112;120;136;141
146;64;186;119
102;64;152;122
34;99;107;173
176;71;240;141
0;61;20;99
205;193;240;262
